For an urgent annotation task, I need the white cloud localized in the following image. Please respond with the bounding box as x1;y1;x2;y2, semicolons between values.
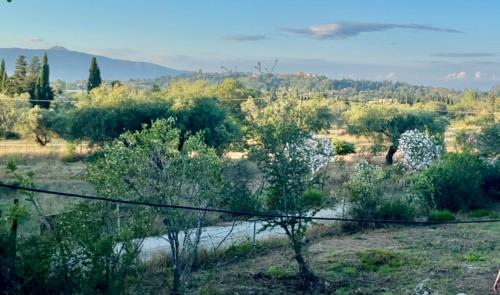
474;71;481;80
445;71;466;80
282;21;462;40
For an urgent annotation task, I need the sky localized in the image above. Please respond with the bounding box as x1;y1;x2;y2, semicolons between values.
0;0;499;89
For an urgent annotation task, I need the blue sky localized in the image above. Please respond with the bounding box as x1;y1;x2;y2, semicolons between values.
1;0;499;89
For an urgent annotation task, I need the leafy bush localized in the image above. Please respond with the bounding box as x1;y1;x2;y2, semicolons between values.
346;162;385;220
59;142;79;163
332;139;356;156
427;209;455;222
377;198;415;221
346;162;414;221
411;152;492;212
466;209;500;218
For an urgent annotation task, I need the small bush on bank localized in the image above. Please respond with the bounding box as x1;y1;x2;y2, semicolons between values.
346;162;416;222
59;142;80;162
378;198;415;221
466;209;498;218
427;209;455;222
411;152;495;212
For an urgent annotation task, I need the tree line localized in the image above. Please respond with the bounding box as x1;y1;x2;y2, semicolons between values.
0;54;103;108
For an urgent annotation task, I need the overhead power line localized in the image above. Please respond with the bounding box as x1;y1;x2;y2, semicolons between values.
1;182;500;226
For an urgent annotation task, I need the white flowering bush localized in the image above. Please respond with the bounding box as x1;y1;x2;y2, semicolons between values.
398;129;442;171
284;135;334;174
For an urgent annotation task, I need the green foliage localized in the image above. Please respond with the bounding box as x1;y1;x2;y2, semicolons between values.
332;138;356;156
267;265;295;280
15;201;151;294
346;162;385;219
0;94;29;138
0;59;6;93
52;86;240;152
87;57;102;92
32;53;54;109
357;249;407;273
15;106;55;145
222;160;261;214
7;55;28;96
86;118;225;293
377;198;415;221
466;209;499;218
411;152;493;212
175;97;241;153
344;104;447;164
464;252;486;262
346;162;416;221
59;142;80;162
427;209;455;222
250;100;330;280
477;123;500;157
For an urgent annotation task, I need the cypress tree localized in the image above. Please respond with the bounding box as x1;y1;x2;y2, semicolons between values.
87;57;102;92
35;52;53;109
9;55;28;95
0;70;8;93
27;56;40;102
0;59;5;92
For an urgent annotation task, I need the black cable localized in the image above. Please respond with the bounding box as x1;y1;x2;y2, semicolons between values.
2;182;500;225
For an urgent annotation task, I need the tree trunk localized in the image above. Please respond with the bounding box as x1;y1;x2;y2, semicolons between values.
385;145;397;165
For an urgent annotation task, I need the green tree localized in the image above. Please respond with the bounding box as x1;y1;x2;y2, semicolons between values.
344;104;447;164
248;96;332;289
87;57;102;92
0;59;6;93
214;79;260;117
27;56;40;102
33;53;53;109
8;55;28;95
15;106;54;145
86;119;224;294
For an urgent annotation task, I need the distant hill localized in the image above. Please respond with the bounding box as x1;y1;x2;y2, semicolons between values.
0;47;184;81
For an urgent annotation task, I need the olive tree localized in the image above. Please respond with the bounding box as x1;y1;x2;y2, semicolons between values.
344;104;447;164
86;119;224;294
15;106;55;145
247;96;333;289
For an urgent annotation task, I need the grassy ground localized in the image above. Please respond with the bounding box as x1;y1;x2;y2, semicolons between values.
179;221;500;295
0;153;92;234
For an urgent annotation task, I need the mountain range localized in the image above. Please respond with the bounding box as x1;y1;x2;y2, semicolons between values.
0;47;183;81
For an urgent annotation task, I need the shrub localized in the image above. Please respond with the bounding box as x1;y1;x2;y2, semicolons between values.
59;142;80;163
332;139;356;156
346;163;415;221
377;198;415;221
427;209;455;222
466;209;500;218
346;162;385;220
398;129;442;171
411;152;491;212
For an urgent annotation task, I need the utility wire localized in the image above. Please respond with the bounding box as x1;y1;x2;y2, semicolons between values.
2;182;500;226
